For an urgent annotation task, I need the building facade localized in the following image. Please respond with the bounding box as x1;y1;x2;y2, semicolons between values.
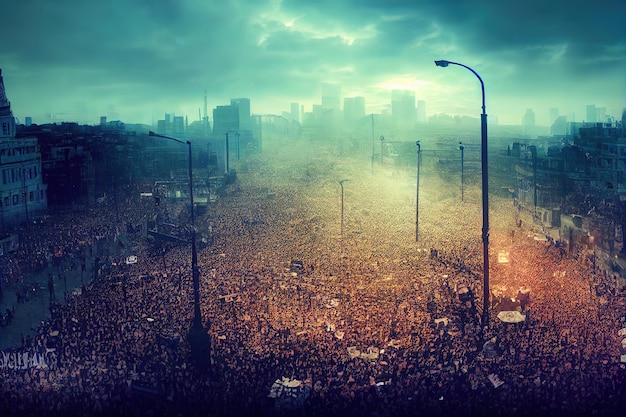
0;69;47;229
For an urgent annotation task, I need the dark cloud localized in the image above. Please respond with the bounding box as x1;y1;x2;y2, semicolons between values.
0;0;623;125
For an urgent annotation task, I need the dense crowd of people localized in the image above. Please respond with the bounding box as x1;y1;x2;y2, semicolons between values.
1;145;625;417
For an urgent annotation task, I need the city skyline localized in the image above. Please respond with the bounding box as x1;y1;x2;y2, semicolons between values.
0;0;624;126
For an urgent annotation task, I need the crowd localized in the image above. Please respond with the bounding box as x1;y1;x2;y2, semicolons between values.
1;146;625;417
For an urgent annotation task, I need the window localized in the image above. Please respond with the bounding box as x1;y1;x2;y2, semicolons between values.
12;195;18;205
29;191;34;201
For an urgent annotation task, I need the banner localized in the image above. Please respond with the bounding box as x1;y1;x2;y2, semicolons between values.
219;293;240;303
347;346;380;361
268;377;311;410
0;347;56;370
488;373;505;388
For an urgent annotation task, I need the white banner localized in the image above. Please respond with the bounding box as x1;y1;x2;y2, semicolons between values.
0;348;56;370
488;373;505;388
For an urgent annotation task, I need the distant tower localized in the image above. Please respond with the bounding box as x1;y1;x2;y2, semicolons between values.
0;69;16;139
290;102;300;123
391;90;416;130
596;107;606;124
417;100;427;124
212;105;238;134
343;97;365;124
203;89;210;133
172;115;185;136
586;104;597;123
549;107;559;125
550;115;567;136
321;83;341;112
231;98;251;130
522;108;535;136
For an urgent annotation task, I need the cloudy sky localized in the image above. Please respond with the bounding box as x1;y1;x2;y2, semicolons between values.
1;0;624;126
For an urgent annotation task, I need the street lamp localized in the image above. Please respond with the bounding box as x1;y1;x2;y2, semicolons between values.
529;145;538;218
435;59;490;328
236;131;241;161
224;132;231;175
371;114;375;174
415;141;421;242
380;135;385;165
148;131;210;369
339;179;349;239
459;142;465;202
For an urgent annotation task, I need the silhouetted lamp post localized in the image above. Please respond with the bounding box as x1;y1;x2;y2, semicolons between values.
459;142;465;202
339;179;349;239
236;131;241;161
415;141;421;242
435;59;490;328
380;135;385;165
529;145;538;217
148;131;210;369
371;114;375;174
224;132;231;174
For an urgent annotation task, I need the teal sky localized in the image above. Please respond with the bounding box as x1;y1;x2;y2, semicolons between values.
1;0;624;126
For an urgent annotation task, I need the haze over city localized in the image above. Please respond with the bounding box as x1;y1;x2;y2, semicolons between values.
0;0;624;126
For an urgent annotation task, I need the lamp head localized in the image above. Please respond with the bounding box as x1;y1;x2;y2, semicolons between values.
148;131;155;136
434;60;449;67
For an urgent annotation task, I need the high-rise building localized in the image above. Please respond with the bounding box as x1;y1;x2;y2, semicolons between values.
172;116;185;137
417;100;427;124
550;115;567;136
522;109;535;126
212;105;238;134
586;105;597;123
343;97;365;123
290;102;300;123
321;83;341;112
549;108;559;125
321;83;341;131
522;108;536;136
596;107;606;124
212;98;252;135
391;90;416;130
0;69;47;228
231;98;251;130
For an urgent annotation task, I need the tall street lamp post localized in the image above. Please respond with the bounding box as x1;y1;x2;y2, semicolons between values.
380;135;385;165
339;179;349;240
529;145;538;217
371;114;375;174
435;59;490;328
148;131;210;369
236;132;241;161
224;132;231;175
415;141;421;242
460;142;465;202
